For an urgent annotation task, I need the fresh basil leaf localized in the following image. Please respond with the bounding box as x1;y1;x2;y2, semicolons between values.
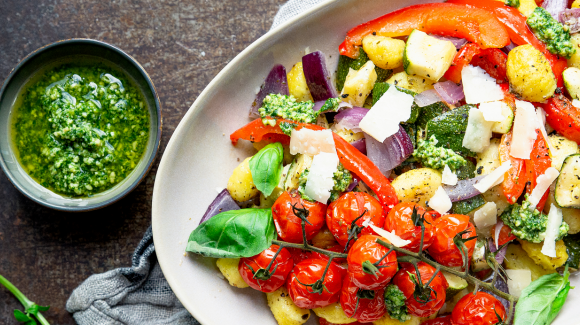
249;142;284;197
514;266;571;325
186;208;276;258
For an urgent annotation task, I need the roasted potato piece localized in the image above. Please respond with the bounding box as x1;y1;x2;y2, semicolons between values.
215;258;249;288
267;287;310;325
341;60;377;107
362;35;405;70
392;168;442;207
287;62;313;102
518;0;538;17
334;128;365;143
519;239;569;271
373;314;427;325
568;34;580;69
504;243;555;281
227;157;259;202
507;45;556;102
313;303;357;324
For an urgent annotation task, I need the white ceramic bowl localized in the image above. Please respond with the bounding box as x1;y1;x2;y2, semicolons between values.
152;0;580;323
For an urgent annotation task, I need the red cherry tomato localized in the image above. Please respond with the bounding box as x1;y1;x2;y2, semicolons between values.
347;234;397;290
420;315;452;325
288;248;313;265
490;223;516;247
286;258;343;309
451;292;506;325
428;214;477;267
311;244;348;264
326;192;386;247
340;273;386;322
392;262;448;318
238;245;293;293
384;202;436;252
272;191;326;243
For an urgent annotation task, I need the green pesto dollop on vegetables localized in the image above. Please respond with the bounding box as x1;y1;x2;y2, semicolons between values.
12;64;149;197
500;199;569;243
413;135;467;171
527;7;576;59
384;284;411;322
298;164;352;202
259;94;340;133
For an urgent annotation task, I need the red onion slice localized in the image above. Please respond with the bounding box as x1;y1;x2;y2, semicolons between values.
429;34;468;49
543;0;568;20
414;89;442;107
334;107;369;133
199;189;240;225
350;138;367;155
502;42;517;55
443;175;485;202
560;9;580;33
488;238;507;265
364;126;414;176
249;64;289;119
302;51;338;101
434;81;464;105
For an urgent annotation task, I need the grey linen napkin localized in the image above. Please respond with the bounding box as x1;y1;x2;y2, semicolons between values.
66;0;329;324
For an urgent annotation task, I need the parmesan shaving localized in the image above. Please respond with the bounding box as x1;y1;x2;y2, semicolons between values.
541;204;563;258
304;152;339;203
527;167;559;210
442;165;458;186
510;100;538;159
369;224;412;247
479;101;508;122
473;161;512;193
428;186;452;215
506;269;532;298
474;202;497;230
290;128;336;155
359;86;414;142
461;65;504;104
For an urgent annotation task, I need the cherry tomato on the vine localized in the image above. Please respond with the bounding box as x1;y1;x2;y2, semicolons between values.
238;245;293;293
419;315;452;325
311;244;348;264
272;191;326;243
286;258;343;309
451;291;506;325
347;234;397;290
392;262;448;318
428;214;477;267
384;202;436;252
490;223;516;247
340;273;386;322
288;248;313;265
326;192;385;247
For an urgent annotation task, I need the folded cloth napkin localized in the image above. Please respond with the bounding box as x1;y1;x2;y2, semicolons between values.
66;1;329;324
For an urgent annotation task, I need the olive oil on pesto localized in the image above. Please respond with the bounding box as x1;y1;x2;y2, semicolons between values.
11;64;149;197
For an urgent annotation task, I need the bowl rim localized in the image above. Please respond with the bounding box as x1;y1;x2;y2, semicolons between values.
0;38;162;212
151;0;340;323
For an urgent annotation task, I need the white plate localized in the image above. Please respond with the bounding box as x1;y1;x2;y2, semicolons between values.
151;0;579;323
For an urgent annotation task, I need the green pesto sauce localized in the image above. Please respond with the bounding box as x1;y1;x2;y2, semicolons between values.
12;64;150;197
500;199;569;243
384;284;410;322
527;7;576;59
413;135;467;171
259;94;340;131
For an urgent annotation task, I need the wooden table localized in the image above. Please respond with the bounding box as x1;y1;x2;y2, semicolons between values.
0;0;285;323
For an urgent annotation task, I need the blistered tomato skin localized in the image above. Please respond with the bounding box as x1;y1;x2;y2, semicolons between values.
451;291;506;325
238;245;293;293
286;258;344;309
347;235;397;290
420;315;452;325
383;202;436;252
340;273;386;322
326;192;386;247
428;214;477;267
392;262;448;318
272;191;326;243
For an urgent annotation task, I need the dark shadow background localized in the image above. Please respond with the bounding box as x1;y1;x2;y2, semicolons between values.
0;0;286;323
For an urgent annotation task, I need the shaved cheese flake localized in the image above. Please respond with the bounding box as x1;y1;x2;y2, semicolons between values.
506;269;532;298
535;107;556;155
462;107;494;153
304;152;339;203
369;224;412;247
528;167;560;209
474;202;497;230
541;204;563;258
290;128;336;155
461;65;504;104
510;100;538;159
479;101;509;122
442;165;458;186
428;186;452;215
573;99;580;108
359;86;414;142
473;161;512;193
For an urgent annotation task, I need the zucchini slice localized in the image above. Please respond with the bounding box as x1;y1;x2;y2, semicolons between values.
555;154;580;208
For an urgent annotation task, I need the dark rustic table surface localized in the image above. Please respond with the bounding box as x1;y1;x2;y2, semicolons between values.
0;0;285;323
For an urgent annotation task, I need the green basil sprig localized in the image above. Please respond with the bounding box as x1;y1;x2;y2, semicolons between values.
514;265;572;325
186;208;276;258
249;142;284;196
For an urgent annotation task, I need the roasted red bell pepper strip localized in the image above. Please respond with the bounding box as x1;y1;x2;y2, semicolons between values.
491;223;517;247
499;132;527;204
230;119;399;211
447;0;567;87
338;3;510;59
542;94;580;144
525;130;551;211
444;43;508;83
